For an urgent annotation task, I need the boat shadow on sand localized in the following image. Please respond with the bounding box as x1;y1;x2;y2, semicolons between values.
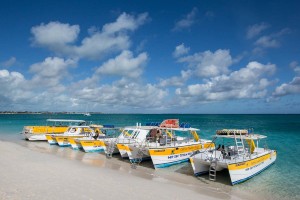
173;162;232;186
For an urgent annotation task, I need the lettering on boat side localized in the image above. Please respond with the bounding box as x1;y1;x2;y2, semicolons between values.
168;152;193;159
154;150;165;152
245;161;264;171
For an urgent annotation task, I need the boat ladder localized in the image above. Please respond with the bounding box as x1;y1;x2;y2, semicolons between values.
106;139;117;159
209;161;217;181
131;145;145;169
234;130;245;155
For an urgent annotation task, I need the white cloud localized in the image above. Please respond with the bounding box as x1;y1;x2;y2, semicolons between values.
273;77;300;97
173;43;190;58
31;12;149;60
1;57;17;67
70;80;168;111
254;28;290;50
0;69;31;104
31;21;79;48
102;12;148;34
29;57;77;88
255;35;280;48
173;7;198;31
159;70;192;87
290;61;300;74
247;22;269;39
176;61;276;102
178;49;232;78
96;50;148;78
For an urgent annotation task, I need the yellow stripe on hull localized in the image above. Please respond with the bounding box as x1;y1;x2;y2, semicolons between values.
80;140;106;147
116;143;129;158
26;126;68;134
117;143;130;151
68;137;77;146
149;144;201;156
228;151;277;170
55;135;85;143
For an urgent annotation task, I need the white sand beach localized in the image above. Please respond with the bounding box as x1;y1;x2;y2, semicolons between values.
0;140;260;200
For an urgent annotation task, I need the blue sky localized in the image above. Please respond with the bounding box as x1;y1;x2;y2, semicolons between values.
0;0;300;113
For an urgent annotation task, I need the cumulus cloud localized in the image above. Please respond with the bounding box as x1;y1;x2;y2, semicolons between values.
29;57;77;88
96;50;148;78
69;79;168;111
173;43;190;58
178;49;232;78
31;12;149;59
173;7;198;31
0;69;31;105
255;35;280;48
290;61;300;74
175;61;276;102
273;77;300;97
254;28;290;50
31;22;80;46
159;70;192;87
246;22;269;39
1;57;17;67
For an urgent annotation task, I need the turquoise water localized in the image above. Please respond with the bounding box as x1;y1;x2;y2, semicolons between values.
0;114;299;199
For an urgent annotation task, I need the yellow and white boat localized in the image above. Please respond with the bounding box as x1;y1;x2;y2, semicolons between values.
189;129;277;185
108;124;156;159
22;119;86;141
71;126;120;152
126;123;213;168
45;125;97;146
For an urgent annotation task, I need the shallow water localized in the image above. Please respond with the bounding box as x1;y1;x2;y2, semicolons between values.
0;114;299;199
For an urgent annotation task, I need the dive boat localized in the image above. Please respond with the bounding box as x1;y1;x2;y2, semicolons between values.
104;122;160;159
114;125;155;159
125;119;213;168
71;125;120;152
45;125;100;146
189;129;277;185
22;119;86;141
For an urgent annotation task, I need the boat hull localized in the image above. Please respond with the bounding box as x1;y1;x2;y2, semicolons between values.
22;126;68;141
228;150;277;185
24;134;47;141
149;143;202;168
56;135;86;147
68;138;82;150
45;134;57;145
116;144;129;158
80;140;105;152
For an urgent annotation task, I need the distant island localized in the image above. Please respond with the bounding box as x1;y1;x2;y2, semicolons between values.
0;111;103;114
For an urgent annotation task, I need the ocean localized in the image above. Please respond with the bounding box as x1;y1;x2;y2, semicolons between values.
0;114;299;199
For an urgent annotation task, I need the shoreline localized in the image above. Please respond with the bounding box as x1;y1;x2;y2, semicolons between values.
1;139;263;200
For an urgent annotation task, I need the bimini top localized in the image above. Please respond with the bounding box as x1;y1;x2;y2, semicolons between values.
215;133;267;140
216;129;249;135
158;127;200;132
46;119;86;123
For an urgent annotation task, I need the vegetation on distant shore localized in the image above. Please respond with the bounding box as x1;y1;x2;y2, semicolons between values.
0;111;103;114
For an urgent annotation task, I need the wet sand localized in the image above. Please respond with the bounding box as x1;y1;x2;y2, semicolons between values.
0;140;261;200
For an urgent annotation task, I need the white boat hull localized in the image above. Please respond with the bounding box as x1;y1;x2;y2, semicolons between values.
190;150;277;185
229;151;277;185
149;143;201;168
24;134;47;141
82;145;104;153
